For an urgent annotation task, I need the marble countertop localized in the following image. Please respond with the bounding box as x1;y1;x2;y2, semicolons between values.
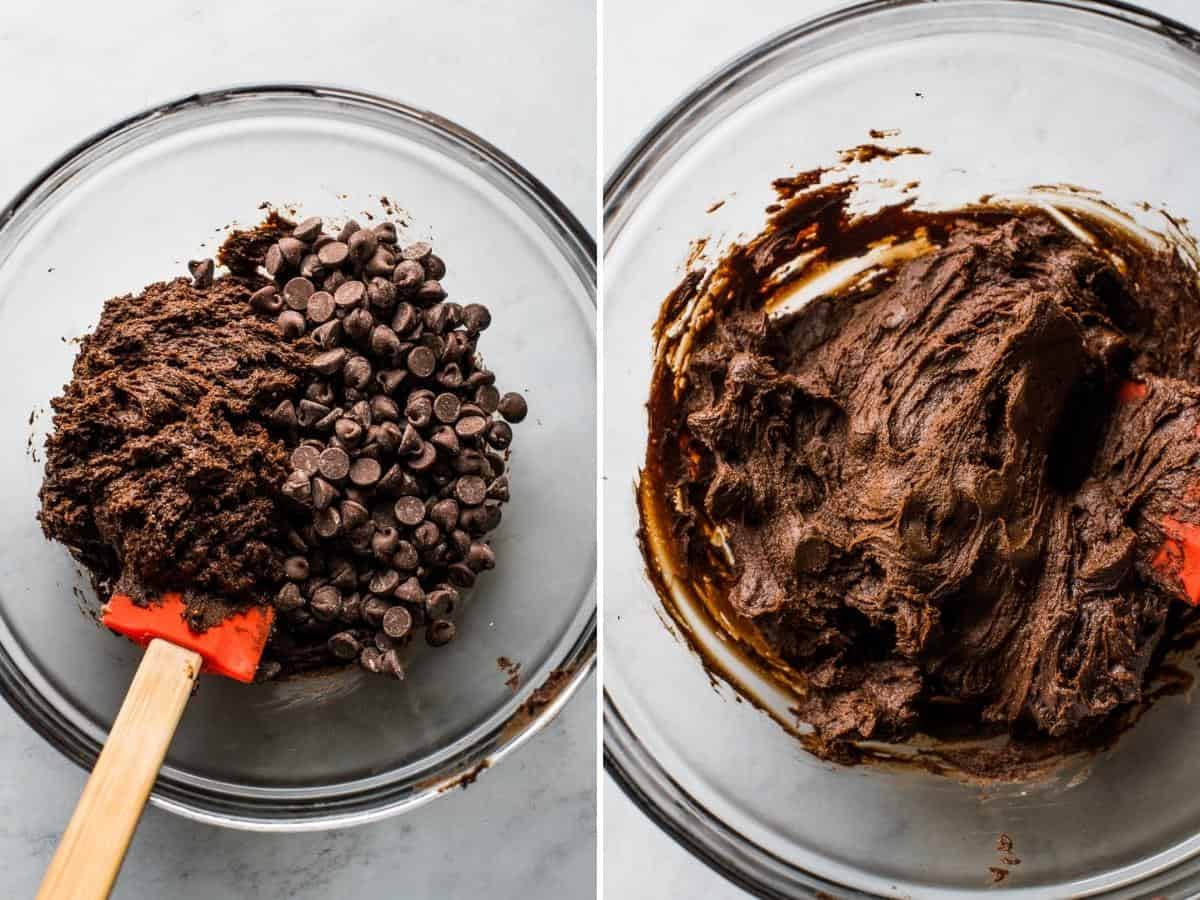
0;1;596;897
601;0;1200;897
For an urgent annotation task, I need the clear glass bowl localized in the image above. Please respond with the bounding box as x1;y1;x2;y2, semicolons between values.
0;85;595;829
603;2;1200;896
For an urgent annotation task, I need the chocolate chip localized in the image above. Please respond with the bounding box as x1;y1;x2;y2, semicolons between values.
455;415;488;440
380;648;405;679
311;476;339;510
341;499;370;528
334;279;366;309
328;630;360;660
405;394;434;429
417;281;446;303
314;505;342;538
314;404;342;433
447;562;476;588
337;592;363;623
486;474;510;502
293;216;323;242
392;260;424;292
323;270;347;293
487;420;512;450
436;363;463;389
488;393;524;426
454;449;489;477
465;383;492;412
285;556;310;581
426;588;456;618
455;476;487;506
275;582;305;611
312;348;347;376
467;542;496;571
282;471;311;506
431;426;459;456
279;237;305;267
249;285;283;313
434;393;461;423
370;325;402;359
369;568;401;595
270;399;298;431
462;303;491;332
413;520;441;549
291;445;321;476
374;368;406;395
350;457;382;487
408;441;438;472
344;307;374;342
401;241;432;261
468;369;496;388
365;249;396;278
330;558;357;590
427;619;456;646
318;241;350;267
424;303;451;334
423;254;446;280
382;605;413;639
449;528;472;557
348;229;378;265
394;495;425;526
319;446;351;481
307;290;335;324
394;576;425;605
343;355;373;390
278;310;306;339
300;254;325;280
308;381;336;406
338;220;362;242
483;503;503;531
367;277;397;310
431;498;460;532
371;526;400;560
362;595;391;627
370;395;400;421
359;646;383;672
335;417;364;446
373;222;398;244
189;258;215;288
407;346;436;378
310;585;342;621
393;540;419;571
391;303;419;336
286;528;312;556
264;244;285;275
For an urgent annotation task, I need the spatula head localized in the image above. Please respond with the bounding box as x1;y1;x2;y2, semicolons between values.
1118;379;1200;606
101;593;275;683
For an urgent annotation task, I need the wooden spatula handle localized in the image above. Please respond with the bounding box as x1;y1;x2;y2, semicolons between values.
37;639;202;900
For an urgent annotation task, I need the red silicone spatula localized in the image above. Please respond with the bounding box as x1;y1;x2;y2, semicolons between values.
37;593;274;900
1117;379;1200;606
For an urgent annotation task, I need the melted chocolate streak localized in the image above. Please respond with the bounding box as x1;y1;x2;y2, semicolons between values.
640;176;1200;780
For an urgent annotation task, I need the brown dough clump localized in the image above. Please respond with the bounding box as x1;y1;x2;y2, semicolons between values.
646;184;1200;755
39;275;308;629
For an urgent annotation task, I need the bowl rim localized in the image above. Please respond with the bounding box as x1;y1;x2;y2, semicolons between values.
602;0;1200;896
0;83;597;831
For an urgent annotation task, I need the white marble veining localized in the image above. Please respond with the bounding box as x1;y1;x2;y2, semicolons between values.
601;0;1200;897
0;1;596;898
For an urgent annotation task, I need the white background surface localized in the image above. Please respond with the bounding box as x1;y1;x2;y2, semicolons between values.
601;0;1200;898
0;2;596;899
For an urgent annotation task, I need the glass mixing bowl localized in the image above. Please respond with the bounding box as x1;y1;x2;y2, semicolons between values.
0;85;595;829
603;1;1200;896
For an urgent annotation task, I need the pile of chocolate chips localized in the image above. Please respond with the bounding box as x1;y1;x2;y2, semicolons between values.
213;216;527;680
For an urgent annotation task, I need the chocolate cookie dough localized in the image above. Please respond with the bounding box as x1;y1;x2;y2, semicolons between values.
642;177;1200;761
40;213;525;679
